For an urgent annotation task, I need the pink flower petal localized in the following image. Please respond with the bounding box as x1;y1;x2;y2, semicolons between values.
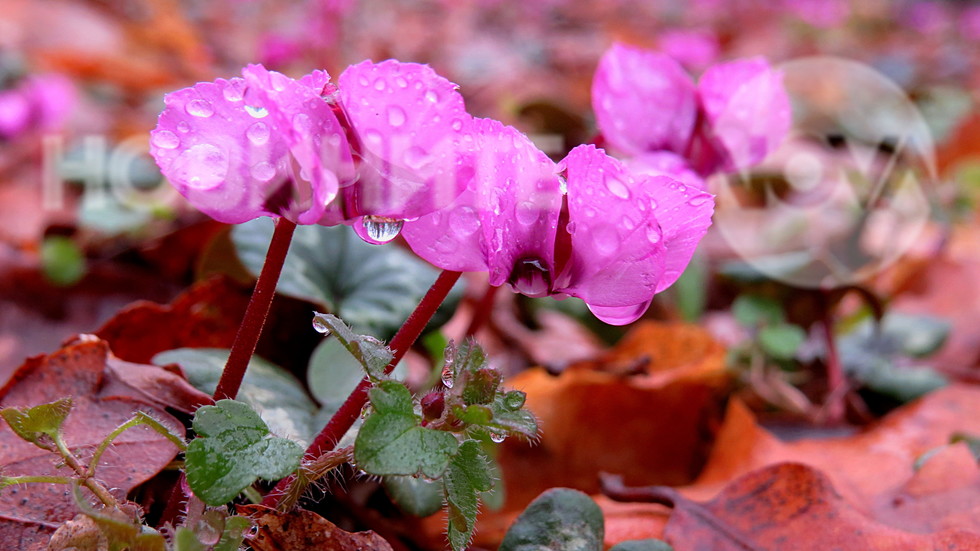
697;57;791;172
638;174;714;292
402;119;562;288
588;300;652;326
337;60;472;219
556;145;666;308
151;65;351;224
592;43;698;156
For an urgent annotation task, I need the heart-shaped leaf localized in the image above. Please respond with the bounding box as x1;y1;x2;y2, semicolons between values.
1;397;73;450
444;440;493;551
185;400;303;505
499;488;604;551
354;381;457;478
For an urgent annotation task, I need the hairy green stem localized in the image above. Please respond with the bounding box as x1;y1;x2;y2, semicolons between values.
262;270;462;508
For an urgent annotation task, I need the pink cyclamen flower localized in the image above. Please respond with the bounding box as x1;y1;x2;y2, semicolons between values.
592;43;791;179
402;120;713;325
150;61;472;242
0;73;76;139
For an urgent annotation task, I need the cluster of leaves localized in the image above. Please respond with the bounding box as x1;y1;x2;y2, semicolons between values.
313;313;538;550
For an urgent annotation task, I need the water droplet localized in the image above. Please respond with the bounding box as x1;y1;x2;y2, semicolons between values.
623;217;636;230
503;391;526;410
425;90;438;103
449;206;479;236
293;113;313;135
151;130;179;149
245;105;269;118
591;225;619;254
373;78;386;91
250;161;276;182
558;176;568;194
488;431;506;443
361;215;403;243
688;195;710;207
646;223;662;244
186;99;214;118
176;122;190;133
606;178;630;199
649;198;659;210
364;129;383;147
509;258;551;297
387;105;407;127
515;201;540;225
358;75;370;87
222;81;245;102
441;363;455;388
451;118;464;131
246;122;270;145
312;313;331;334
175;144;228;190
395;76;408;88
404;146;431;170
565;221;577;234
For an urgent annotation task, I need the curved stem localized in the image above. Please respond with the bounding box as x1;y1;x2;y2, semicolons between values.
262;269;462;508
213;217;297;401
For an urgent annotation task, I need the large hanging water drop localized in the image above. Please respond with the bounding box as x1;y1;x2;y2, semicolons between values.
441;363;455;388
245;105;269;118
509;258;551;297
361;216;404;244
488;431;507;443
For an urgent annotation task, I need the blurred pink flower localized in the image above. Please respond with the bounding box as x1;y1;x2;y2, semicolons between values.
0;73;75;139
592;43;791;180
659;29;719;71
150;61;473;242
402;121;714;325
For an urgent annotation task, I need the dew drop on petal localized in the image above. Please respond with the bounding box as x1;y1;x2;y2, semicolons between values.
250;161;276;182
222;81;245;102
175;144;228;190
565;221;577;234
387;105;407;127
688;195;710;207
312;313;331;334
176;122;191;133
449;206;479;236
361;215;403;243
186;99;214;118
646;223;662;244
451;118;464;131
395;76;408;88
623;217;636;230
515;201;540;225
606;178;630;199
358;75;369;87
649;198;659;210
425;90;438;103
245;105;269;118
246;122;270;145
510;258;551;297
373;78;386;91
151;130;179;149
364;129;384;147
293;113;313;135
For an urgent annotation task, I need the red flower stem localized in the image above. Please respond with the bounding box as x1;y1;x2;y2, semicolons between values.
465;282;499;337
213;217;297;401
262;269;462;508
821;310;846;424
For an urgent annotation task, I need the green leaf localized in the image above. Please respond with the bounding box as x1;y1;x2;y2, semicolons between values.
41;236;86;286
444;440;494;551
461;368;502;406
758;323;807;360
1;397;73;449
233;219;461;338
855;360;948;403
488;393;539;441
383;476;445;517
879;313;950;358
214;516;251;551
499;488;604;551
354;381;458;478
152;348;318;445
732;295;784;328
608;540;674;551
311;313;393;380
173;528;206;551
185;400;303;505
70;484;167;551
671;252;706;323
